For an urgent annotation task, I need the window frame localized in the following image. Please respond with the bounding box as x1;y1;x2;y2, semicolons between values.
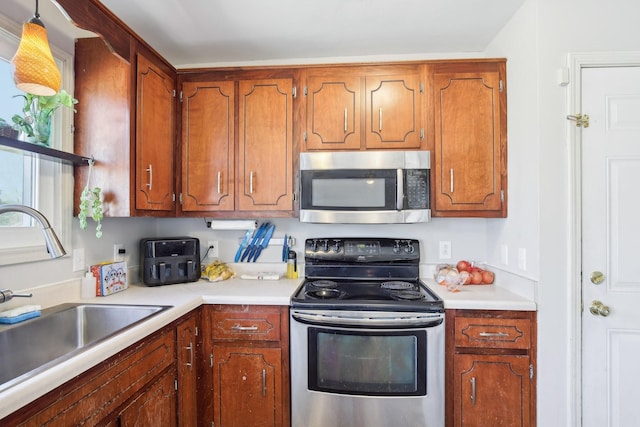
0;13;73;265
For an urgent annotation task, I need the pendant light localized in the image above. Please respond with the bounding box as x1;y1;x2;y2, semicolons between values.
11;0;62;96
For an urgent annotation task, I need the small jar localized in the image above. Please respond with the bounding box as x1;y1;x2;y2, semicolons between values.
286;250;298;279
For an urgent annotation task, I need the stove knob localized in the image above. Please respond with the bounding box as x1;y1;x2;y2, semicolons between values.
332;240;342;253
321;239;330;252
393;241;402;254
404;242;415;254
310;240;319;252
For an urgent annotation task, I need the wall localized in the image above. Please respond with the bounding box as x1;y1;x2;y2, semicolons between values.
485;0;640;425
10;0;638;424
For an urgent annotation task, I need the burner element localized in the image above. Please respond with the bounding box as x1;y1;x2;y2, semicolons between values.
310;280;338;289
389;290;425;301
306;288;344;300
381;281;414;290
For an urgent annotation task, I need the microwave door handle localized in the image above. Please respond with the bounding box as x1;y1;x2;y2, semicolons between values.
396;169;404;210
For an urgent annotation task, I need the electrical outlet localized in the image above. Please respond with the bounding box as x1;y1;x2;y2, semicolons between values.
439;241;452;259
207;240;219;258
518;247;527;271
72;248;85;272
500;244;509;265
113;243;124;262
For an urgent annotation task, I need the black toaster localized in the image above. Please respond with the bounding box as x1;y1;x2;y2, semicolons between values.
140;237;201;286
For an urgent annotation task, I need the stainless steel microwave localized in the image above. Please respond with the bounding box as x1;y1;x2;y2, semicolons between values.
299;151;430;223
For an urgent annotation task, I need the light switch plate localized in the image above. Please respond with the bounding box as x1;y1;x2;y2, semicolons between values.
439;241;452;259
72;248;85;272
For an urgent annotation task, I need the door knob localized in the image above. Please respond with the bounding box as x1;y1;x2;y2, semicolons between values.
590;300;611;317
590;271;605;285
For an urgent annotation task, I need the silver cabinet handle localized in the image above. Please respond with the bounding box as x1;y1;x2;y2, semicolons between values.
471;377;476;405
184;342;193;369
146;164;153;190
262;369;267;397
478;332;510;337
217;171;222;194
450;168;454;193
249;171;254;194
379;107;383;131
396;169;404;210
231;324;259;331
344;108;348;132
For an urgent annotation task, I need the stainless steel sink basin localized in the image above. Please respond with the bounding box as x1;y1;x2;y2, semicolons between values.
0;303;171;393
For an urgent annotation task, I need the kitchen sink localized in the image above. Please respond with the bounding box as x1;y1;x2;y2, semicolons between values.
0;303;171;393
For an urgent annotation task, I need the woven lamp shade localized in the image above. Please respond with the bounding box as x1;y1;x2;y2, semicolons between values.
11;22;61;96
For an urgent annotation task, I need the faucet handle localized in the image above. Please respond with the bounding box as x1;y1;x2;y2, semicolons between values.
0;289;33;304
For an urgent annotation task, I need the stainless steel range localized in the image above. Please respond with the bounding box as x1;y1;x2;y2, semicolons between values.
290;238;444;427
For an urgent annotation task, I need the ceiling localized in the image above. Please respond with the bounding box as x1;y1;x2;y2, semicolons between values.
4;0;525;68
99;0;525;68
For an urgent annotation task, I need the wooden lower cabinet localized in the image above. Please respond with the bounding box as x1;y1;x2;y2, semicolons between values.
213;346;283;427
201;304;290;427
105;367;177;427
446;309;536;427
176;309;199;426
1;311;200;427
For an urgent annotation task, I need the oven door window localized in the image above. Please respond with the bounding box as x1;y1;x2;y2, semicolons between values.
300;170;397;211
308;327;426;396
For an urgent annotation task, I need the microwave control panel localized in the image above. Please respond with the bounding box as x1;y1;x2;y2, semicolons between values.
405;170;429;209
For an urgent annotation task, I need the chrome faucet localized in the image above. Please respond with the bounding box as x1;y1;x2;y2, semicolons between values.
0;204;66;258
0;289;33;303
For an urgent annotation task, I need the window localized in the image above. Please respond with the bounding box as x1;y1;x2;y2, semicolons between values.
0;18;73;265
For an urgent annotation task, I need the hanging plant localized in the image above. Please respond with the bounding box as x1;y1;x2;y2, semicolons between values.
78;160;104;238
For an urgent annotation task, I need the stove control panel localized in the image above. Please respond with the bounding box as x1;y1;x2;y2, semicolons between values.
305;238;419;262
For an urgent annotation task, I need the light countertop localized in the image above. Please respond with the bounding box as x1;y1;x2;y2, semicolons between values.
424;279;537;311
0;273;534;419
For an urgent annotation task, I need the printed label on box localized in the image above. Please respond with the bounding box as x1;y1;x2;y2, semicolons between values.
91;261;128;296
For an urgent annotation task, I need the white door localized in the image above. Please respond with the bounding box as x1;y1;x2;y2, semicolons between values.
581;66;640;427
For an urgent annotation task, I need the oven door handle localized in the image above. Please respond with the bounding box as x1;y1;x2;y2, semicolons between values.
396;168;404;210
291;312;444;329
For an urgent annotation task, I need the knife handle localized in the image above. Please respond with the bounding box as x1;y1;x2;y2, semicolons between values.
252;247;263;262
241;246;253;262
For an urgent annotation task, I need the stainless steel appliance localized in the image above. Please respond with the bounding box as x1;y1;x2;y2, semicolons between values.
299;150;430;223
290;238;444;427
140;237;200;286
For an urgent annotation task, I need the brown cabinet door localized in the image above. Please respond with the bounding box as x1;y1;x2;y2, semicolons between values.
74;37;132;217
118;368;177;427
136;53;176;212
238;79;293;212
176;314;198;427
453;354;531;427
365;72;424;149
181;81;235;212
433;67;506;216
305;74;361;150
213;346;283;427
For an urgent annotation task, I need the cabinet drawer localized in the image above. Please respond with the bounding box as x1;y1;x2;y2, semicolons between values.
211;308;281;342
454;317;531;349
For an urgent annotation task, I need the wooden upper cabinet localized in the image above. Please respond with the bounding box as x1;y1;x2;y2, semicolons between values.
74;37;132;217
180;81;235;212
432;61;507;217
238;79;294;212
135;53;176;212
303;66;425;151
365;71;424;149
305;73;361;150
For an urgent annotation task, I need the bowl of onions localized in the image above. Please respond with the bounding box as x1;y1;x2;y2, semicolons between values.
434;264;469;292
